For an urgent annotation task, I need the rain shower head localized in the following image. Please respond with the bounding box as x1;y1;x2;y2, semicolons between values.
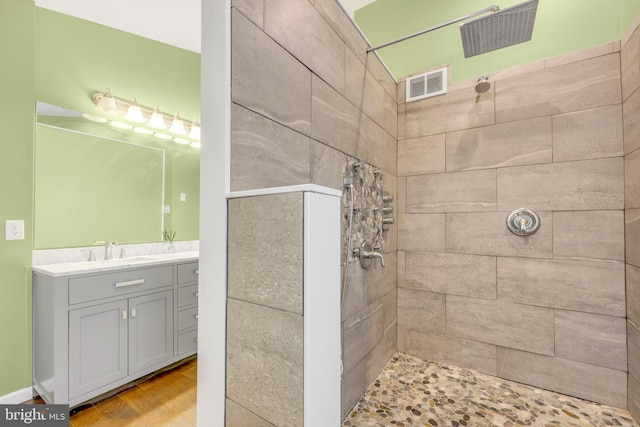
460;0;538;58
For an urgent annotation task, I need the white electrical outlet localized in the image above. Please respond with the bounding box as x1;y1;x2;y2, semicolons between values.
180;193;187;202
5;220;25;240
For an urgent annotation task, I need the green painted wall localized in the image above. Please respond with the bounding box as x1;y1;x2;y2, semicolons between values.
34;125;164;249
356;0;627;81
0;0;34;397
623;0;640;31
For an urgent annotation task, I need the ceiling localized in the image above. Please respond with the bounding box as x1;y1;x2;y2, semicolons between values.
34;0;372;53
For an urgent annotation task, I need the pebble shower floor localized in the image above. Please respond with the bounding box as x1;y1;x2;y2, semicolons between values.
342;353;637;427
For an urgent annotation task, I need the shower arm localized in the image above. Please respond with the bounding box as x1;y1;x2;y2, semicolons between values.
366;5;500;53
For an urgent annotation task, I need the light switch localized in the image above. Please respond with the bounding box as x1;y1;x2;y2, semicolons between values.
180;193;187;202
5;220;25;240
163;205;171;214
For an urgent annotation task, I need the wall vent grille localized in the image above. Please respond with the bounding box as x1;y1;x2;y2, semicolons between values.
406;67;448;102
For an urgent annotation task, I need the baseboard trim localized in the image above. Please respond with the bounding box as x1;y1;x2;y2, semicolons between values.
0;387;34;405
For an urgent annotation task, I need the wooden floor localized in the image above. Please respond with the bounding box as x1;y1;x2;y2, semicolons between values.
26;358;197;427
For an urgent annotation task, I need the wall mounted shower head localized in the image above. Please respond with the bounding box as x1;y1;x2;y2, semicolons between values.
475;76;491;93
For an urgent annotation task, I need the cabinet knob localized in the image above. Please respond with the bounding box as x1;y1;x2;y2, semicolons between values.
194;292;199;297
195;314;199;319
195;269;199;275
122;310;127;320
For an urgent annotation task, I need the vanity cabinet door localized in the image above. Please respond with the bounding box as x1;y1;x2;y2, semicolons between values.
69;300;128;400
128;290;174;375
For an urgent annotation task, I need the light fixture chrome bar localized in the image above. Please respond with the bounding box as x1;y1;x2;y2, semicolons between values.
366;5;500;53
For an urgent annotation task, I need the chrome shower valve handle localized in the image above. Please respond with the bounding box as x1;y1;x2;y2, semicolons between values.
506;208;540;236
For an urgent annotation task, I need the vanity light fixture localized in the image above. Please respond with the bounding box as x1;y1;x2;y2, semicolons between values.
188;120;201;141
91;88;200;141
169;113;187;135
148;105;167;129
124;97;146;123
95;88;118;114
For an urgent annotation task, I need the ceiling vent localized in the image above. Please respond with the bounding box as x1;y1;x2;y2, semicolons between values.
406;67;448;102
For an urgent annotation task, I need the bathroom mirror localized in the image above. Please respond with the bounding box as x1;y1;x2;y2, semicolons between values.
34;102;200;249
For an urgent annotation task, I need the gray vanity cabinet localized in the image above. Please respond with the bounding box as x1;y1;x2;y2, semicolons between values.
176;262;198;356
33;258;196;407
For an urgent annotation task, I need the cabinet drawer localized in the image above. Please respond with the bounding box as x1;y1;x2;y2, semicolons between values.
177;330;198;355
177;307;198;332
177;284;198;307
178;262;199;285
69;266;174;305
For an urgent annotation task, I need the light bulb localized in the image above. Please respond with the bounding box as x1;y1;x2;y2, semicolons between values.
134;127;154;135
124;97;146;123
111;121;132;130
174;137;190;145
169;113;187;135
188;119;201;140
148;105;167;129
96;88;118;114
154;132;172;140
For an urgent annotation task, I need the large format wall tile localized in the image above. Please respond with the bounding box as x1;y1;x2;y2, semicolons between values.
553;105;624;162
629;372;640;423
629;264;640;326
264;0;345;94
497;257;625;316
554;310;627;371
342;261;366;321
397;288;445;334
445;212;553;258
397;135;446;176
230;104;310;191
405;330;497;376
446;296;554;355
227;299;303;427
398;214;445;252
497;158;624;211
365;252;397;304
622;26;640;102
628;320;640;385
624;89;640;155
626;149;640;209
232;0;264;28
497;348;627;408
313;0;369;66
312;76;396;173
628;209;640;268
446;117;552;172
406;169;497;213
228;193;303;314
342;302;385;374
405;87;495;138
404;252;496;299
495;54;621;123
361;70;398;138
341;326;395;417
226;399;274;427
232;10;311;135
310;140;345;190
552;211;625;261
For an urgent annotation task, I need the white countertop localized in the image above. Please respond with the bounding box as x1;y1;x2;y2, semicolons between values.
32;251;199;278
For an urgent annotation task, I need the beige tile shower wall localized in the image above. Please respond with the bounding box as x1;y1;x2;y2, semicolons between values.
624;18;640;422
230;0;399;420
398;44;628;408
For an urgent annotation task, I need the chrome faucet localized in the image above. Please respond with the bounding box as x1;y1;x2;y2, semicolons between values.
104;241;118;260
356;243;386;269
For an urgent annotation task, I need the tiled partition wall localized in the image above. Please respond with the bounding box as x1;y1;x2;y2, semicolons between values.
624;16;640;421
229;0;398;419
397;44;628;407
